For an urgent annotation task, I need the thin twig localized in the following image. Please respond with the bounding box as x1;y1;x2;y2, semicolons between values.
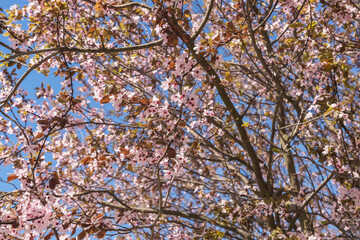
0;40;163;63
288;170;335;231
253;0;279;32
0;52;58;109
190;0;215;41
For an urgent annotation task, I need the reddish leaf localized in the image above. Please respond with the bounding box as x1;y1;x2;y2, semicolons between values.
11;220;19;228
49;172;60;190
119;147;130;155
178;121;186;127
37;119;50;125
49;177;58;190
44;232;54;240
7;61;16;67
129;96;141;103
70;227;77;236
167;147;176;159
51;116;61;122
77;230;87;240
97;230;106;239
59;118;68;129
34;133;44;139
7;174;18;183
80;156;93;165
168;61;175;69
140;98;149;105
100;95;111;104
226;21;236;31
49;178;56;190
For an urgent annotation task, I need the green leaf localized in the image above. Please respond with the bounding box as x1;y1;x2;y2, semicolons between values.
272;147;281;153
289;22;304;28
324;107;334;116
308;21;317;28
241;121;249;127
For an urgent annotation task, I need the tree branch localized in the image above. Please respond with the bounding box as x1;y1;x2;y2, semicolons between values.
0;41;18;52
288;171;335;231
164;11;270;199
0;52;58;109
82;0;152;10
0;40;163;63
99;201;252;239
253;0;279;32
190;0;215;41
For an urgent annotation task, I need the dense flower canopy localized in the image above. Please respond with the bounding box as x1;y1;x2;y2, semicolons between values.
0;0;359;239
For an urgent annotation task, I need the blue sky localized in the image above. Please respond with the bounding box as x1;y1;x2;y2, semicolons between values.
0;0;37;192
0;2;85;238
1;0;28;10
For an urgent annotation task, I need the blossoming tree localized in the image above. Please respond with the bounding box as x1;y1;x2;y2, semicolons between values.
0;0;359;239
